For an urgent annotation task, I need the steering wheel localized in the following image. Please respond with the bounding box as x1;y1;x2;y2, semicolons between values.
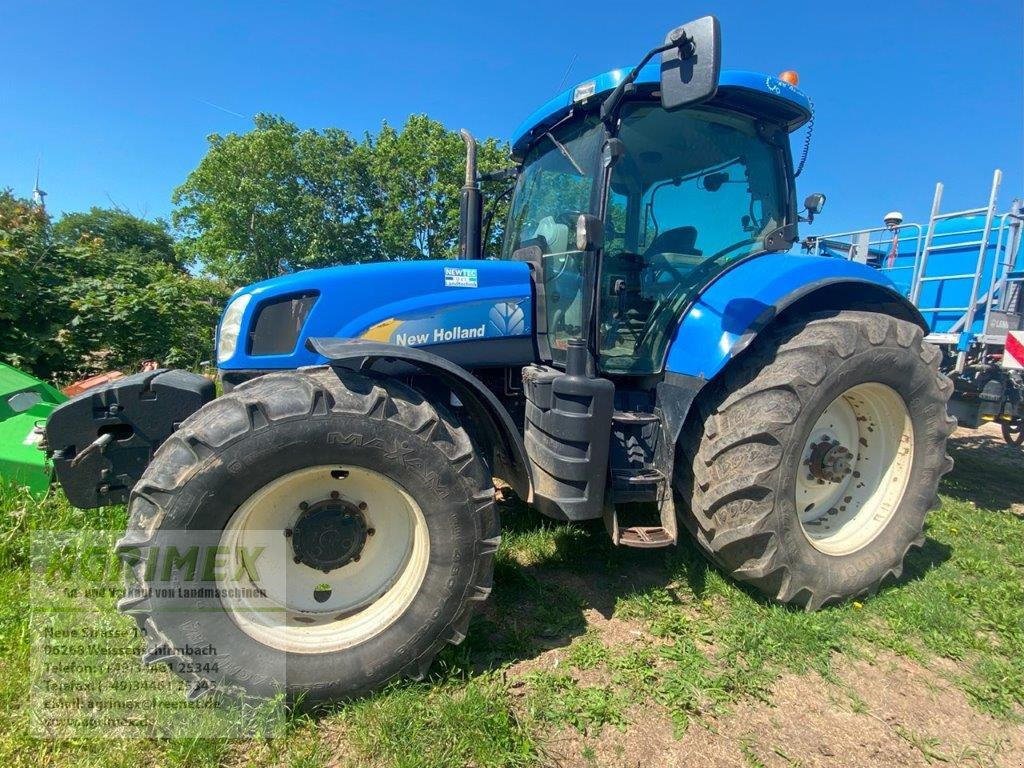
646;237;756;295
647;254;692;286
631;237;758;357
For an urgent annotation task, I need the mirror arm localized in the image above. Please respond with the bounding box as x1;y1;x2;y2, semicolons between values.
600;39;680;126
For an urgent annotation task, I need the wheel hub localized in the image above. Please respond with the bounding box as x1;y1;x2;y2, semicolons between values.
291;498;368;572
806;436;853;483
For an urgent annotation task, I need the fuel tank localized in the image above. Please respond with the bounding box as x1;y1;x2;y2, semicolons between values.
217;260;535;382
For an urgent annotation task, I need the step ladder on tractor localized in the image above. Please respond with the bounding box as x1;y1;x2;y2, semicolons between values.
805;170;1024;446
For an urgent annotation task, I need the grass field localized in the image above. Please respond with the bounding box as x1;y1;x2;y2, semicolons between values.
1;425;1021;767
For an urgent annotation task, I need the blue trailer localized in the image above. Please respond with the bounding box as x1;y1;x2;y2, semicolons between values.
44;16;959;704
805;171;1024;445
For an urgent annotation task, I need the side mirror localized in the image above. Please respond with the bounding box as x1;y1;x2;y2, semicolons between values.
576;214;604;252
660;16;721;111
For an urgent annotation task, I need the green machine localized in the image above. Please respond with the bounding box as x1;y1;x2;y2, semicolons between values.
0;363;65;495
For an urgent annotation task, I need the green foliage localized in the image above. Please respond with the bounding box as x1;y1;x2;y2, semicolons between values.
337;677;538;767
53;252;227;373
0;192;61;373
0;191;228;380
52;207;180;268
173;114;374;283
365;115;510;261
5;114;512;379
524;671;628;735
173;113;511;282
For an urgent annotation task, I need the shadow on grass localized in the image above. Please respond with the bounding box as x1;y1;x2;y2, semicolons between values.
443;498;681;674
943;431;1023;510
885;534;952;589
441;490;951;678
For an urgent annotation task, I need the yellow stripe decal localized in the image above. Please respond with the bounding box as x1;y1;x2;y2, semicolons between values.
360;318;402;342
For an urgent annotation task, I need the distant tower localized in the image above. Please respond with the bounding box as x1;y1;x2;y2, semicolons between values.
31;163;46;209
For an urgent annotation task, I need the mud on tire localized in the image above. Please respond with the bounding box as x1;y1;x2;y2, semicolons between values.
116;366;498;703
676;310;955;610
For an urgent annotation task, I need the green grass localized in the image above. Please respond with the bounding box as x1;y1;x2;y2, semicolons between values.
1;434;1021;766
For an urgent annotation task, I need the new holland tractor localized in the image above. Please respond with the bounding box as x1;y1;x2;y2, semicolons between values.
44;16;954;703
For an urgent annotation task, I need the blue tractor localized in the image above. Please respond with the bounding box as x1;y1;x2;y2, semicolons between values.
45;16;953;703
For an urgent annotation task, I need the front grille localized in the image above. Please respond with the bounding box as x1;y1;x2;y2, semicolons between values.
248;293;318;356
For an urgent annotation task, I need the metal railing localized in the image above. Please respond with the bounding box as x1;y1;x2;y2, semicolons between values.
805;170;1023;370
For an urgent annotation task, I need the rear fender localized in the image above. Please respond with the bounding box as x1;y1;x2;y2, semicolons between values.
665;253;926;379
306;337;531;500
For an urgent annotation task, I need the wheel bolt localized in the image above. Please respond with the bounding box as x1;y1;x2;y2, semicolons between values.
353;555;361;562
367;528;376;536
330;490;340;499
358;501;368;511
299;501;309;511
284;528;293;537
293;556;301;564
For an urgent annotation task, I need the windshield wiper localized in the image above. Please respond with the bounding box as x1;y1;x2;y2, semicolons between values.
543;132;585;176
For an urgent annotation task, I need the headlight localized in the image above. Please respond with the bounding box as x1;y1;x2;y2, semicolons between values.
216;293;252;363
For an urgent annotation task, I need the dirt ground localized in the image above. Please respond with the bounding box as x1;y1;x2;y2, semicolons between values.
532;423;1024;768
537;650;1023;768
950;422;1023;470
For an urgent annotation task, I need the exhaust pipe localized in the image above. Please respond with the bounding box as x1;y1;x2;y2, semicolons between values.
458;129;483;260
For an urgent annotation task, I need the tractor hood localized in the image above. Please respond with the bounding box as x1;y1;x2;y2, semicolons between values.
216;259;534;372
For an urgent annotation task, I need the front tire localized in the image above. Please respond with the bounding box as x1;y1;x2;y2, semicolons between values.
116;367;498;703
677;311;955;610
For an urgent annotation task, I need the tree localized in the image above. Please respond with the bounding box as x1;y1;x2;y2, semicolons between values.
364;115;511;261
172;113;513;280
0;191;63;373
53;207;180;268
53;253;228;373
173;114;373;283
0;192;228;380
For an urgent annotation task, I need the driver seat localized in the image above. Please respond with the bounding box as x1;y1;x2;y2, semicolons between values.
644;226;702;259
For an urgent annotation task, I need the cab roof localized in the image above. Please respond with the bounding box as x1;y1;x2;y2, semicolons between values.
510;66;812;158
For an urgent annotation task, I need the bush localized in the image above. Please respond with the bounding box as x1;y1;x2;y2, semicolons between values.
0;192;228;381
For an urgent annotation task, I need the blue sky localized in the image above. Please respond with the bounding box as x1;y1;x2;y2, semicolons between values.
1;1;1021;237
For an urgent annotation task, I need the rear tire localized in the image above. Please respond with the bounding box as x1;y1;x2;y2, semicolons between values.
116;367;498;703
677;311;955;610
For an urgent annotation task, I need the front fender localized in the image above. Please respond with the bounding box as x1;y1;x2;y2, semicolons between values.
306;337;531;500
664;253;923;379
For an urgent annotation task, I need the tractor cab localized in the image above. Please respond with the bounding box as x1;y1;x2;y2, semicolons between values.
501;20;811;375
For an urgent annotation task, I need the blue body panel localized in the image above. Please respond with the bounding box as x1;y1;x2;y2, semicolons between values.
218;260;533;371
664;253;901;379
511;67;811;156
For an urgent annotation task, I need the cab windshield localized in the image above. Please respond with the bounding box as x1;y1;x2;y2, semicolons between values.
503;116;604;363
503;102;789;373
599;103;788;374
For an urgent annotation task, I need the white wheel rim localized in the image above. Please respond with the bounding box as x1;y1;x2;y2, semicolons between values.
796;383;915;556
216;465;429;653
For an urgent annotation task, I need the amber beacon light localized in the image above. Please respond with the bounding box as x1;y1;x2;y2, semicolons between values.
779;70;799;86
